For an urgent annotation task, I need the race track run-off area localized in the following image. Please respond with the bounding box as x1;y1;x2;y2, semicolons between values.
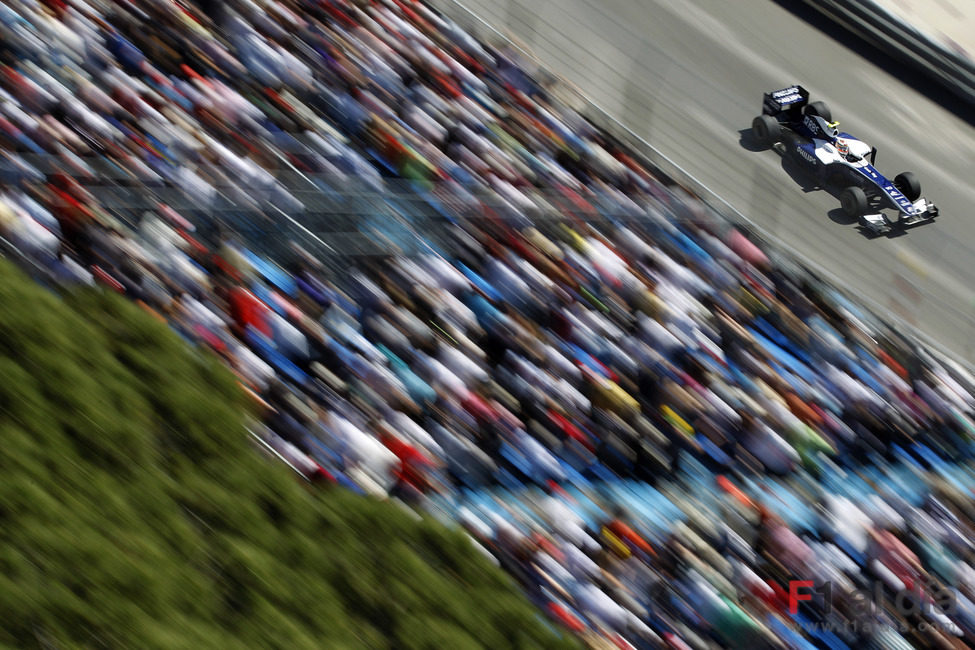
433;0;975;366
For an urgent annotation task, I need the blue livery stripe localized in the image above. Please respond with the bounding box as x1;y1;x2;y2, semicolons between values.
852;164;915;214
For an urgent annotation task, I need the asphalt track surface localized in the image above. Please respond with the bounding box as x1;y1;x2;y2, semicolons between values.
433;0;975;365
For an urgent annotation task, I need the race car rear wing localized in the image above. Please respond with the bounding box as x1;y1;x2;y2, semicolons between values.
762;85;809;116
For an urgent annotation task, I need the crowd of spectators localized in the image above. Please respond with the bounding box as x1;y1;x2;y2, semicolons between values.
2;0;975;647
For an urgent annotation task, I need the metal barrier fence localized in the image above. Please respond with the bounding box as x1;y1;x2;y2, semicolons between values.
796;0;975;106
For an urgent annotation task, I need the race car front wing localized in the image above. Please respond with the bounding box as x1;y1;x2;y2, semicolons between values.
860;197;939;234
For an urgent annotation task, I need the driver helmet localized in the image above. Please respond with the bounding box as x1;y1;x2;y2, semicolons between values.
836;139;850;156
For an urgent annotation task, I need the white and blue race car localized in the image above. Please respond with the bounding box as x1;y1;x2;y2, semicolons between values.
751;85;938;234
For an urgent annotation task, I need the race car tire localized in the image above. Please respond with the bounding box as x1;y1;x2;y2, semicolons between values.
752;114;781;147
803;101;832;122
840;186;868;218
894;172;921;201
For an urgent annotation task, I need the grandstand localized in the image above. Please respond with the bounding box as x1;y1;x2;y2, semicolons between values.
1;0;974;647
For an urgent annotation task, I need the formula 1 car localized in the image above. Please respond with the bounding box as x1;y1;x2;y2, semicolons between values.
751;85;938;234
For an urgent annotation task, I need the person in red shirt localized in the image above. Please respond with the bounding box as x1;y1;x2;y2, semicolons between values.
380;429;436;504
223;285;272;338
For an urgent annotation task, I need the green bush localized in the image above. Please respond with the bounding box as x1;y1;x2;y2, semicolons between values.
0;260;578;649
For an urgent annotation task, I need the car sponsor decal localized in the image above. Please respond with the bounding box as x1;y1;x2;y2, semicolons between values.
847;160;878;178
856;163;885;181
881;182;915;215
772;87;800;98
795;144;817;164
802;115;820;135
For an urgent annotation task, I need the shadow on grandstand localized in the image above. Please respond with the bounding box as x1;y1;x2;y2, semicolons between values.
771;0;975;125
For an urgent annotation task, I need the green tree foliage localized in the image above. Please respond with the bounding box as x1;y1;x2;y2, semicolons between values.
0;261;578;649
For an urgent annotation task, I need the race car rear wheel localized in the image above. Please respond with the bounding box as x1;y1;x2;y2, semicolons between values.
894;171;921;201
752;114;781;147
803;101;832;122
840;186;868;218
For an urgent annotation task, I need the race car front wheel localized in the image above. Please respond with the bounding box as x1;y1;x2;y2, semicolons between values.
752;115;781;147
894;172;921;201
840;186;868;218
